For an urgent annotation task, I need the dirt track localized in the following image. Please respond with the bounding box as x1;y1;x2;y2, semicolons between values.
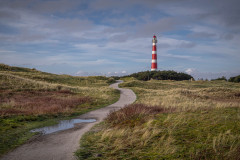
1;80;136;160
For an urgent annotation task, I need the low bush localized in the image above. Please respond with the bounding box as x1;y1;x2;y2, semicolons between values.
106;104;175;127
125;70;193;81
229;75;240;83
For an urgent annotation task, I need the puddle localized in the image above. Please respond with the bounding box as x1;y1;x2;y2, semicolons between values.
30;119;96;134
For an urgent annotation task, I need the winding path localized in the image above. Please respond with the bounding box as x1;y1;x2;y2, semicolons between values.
1;80;136;160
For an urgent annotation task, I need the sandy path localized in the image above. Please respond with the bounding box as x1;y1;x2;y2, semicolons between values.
1;80;136;160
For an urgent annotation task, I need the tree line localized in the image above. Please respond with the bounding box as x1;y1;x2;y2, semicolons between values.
124;70;193;81
211;75;240;83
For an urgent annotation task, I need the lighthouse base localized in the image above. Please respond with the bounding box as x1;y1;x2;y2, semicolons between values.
151;69;157;71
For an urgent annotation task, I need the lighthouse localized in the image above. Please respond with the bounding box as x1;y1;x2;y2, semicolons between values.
151;35;157;71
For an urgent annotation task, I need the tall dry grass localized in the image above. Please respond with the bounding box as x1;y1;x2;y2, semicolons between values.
0;72;119;116
106;104;175;127
77;80;240;159
0;90;92;115
124;80;240;112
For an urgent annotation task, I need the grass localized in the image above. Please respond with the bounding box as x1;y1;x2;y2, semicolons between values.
0;90;92;115
0;64;120;156
76;79;240;160
120;79;240;111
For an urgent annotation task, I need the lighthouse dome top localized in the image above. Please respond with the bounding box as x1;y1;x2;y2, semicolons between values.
152;35;157;43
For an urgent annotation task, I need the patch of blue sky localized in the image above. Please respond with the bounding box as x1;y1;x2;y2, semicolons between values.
0;23;19;35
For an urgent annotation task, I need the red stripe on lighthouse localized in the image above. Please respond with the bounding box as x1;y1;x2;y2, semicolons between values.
152;45;156;51
151;63;157;69
152;54;157;59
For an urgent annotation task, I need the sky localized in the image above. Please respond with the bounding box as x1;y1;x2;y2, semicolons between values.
0;0;240;79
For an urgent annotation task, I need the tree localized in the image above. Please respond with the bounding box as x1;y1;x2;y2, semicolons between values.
229;75;240;83
125;70;193;81
211;76;227;81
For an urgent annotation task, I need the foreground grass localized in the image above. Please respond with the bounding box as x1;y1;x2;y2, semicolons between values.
77;79;240;160
0;64;120;156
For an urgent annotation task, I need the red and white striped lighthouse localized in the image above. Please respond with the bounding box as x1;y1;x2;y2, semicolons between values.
151;35;157;71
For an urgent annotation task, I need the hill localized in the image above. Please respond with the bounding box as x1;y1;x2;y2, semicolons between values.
0;64;119;156
77;78;240;159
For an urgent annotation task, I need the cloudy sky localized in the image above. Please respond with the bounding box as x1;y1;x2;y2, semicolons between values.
0;0;240;79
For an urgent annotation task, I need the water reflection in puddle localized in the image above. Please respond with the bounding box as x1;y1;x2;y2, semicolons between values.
31;119;96;134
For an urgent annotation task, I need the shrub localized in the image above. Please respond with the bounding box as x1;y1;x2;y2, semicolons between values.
106;104;175;127
211;76;227;81
106;78;115;84
124;70;193;81
229;75;240;83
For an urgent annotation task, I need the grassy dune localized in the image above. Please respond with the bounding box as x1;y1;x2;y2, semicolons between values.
77;78;240;159
0;64;119;156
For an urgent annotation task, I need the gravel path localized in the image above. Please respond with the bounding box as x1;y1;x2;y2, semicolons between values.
1;80;136;160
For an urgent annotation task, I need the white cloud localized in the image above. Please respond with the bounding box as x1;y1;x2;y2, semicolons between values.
185;68;196;74
185;68;240;80
75;70;128;77
75;70;90;76
122;70;127;74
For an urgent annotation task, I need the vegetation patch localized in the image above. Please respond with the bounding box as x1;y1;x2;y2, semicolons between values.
125;70;193;81
120;79;240;111
0;64;120;156
77;106;240;160
0;90;92;115
106;104;175;127
77;79;240;160
229;75;240;83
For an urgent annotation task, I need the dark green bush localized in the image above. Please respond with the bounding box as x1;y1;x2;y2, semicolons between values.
211;76;227;81
124;70;193;81
229;75;240;83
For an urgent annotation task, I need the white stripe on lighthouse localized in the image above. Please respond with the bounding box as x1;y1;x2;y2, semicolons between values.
152;51;156;54
152;59;157;63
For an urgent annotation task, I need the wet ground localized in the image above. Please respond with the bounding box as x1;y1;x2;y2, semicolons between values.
31;119;96;134
1;80;136;160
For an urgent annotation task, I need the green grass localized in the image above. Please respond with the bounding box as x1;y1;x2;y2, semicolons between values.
76;79;240;160
0;115;64;155
77;107;240;159
0;64;120;156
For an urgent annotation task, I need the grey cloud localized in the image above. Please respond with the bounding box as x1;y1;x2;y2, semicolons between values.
183;0;240;32
0;9;20;20
89;0;187;10
158;41;195;49
178;41;196;48
46;18;93;33
109;34;131;43
188;32;217;39
220;34;234;40
162;53;200;61
158;43;171;48
32;0;82;13
207;0;240;27
89;0;127;10
0;0;34;9
0;34;49;43
0;10;93;43
0;0;82;14
136;18;178;37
